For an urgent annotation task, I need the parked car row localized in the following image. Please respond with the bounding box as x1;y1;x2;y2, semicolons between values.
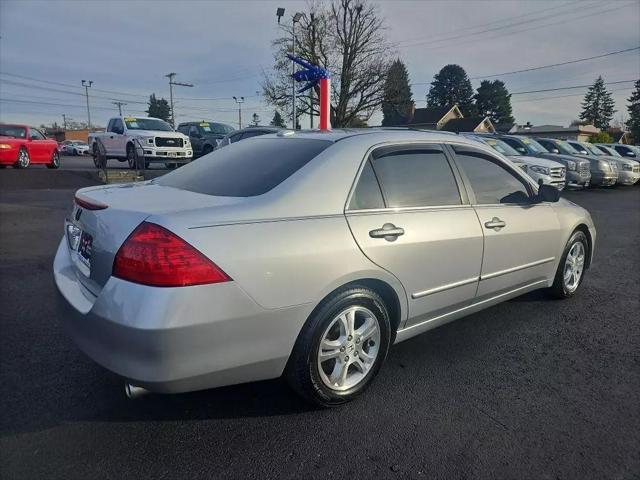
466;133;639;189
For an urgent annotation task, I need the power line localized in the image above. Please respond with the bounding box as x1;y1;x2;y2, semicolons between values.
511;79;636;95
394;1;584;47
397;0;597;49
470;46;640;79
513;86;634;103
406;1;635;60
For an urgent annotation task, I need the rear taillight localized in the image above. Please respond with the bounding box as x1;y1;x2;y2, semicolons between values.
75;194;108;210
113;222;231;287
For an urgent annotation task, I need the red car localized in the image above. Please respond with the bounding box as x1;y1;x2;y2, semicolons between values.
0;124;60;169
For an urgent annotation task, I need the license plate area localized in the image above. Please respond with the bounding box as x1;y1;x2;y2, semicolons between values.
167;152;177;157
78;231;93;269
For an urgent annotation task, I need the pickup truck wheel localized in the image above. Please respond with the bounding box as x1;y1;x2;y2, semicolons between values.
46;151;60;169
126;144;137;169
16;148;30;168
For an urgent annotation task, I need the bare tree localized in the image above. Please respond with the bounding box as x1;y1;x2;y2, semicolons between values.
262;0;393;127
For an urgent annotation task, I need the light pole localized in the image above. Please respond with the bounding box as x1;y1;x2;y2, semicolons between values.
277;8;304;129
233;96;245;129
112;101;127;116
81;80;93;131
165;73;193;127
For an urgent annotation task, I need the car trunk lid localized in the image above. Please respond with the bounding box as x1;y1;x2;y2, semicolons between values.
66;182;244;296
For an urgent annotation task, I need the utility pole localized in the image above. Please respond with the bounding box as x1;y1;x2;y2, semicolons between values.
165;73;193;127
62;114;68;131
233;96;245;129
112;101;127;116
81;80;93;131
277;8;304;130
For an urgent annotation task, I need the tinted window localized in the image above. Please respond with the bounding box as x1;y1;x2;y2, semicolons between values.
29;129;45;140
177;125;189;135
348;161;384;210
241;130;265;140
156;138;331;197
371;147;461;208
189;126;200;136
454;147;530;205
112;119;124;133
537;139;558;152
501;137;525;152
106;119;115;132
229;133;243;143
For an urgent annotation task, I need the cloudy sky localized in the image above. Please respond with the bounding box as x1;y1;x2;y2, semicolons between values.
0;0;638;129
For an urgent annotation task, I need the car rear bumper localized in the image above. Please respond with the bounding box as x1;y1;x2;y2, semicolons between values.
53;239;309;393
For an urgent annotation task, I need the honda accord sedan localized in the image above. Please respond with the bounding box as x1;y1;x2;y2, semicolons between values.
54;130;596;406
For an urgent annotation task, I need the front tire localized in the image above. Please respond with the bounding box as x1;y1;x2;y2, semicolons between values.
16;148;30;168
286;286;391;407
46;150;60;169
549;231;588;299
126;144;137;170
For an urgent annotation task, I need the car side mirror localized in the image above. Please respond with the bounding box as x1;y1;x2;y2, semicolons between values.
625;151;635;157
535;184;560;203
517;147;526;154
550;149;559;154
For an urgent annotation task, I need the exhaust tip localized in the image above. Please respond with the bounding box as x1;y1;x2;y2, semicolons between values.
125;383;150;399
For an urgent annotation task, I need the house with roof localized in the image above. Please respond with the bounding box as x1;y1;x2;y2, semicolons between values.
513;124;599;142
404;105;464;130
440;116;496;133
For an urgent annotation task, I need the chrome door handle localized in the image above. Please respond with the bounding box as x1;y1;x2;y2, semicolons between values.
484;217;506;231
369;223;405;241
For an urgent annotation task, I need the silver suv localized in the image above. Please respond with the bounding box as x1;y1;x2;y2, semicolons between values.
496;135;591;188
536;138;618;187
54;130;596;406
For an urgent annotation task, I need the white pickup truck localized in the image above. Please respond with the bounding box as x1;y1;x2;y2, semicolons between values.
89;116;192;168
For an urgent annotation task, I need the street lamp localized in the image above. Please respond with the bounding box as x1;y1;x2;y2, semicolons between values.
277;7;305;129
233;96;245;129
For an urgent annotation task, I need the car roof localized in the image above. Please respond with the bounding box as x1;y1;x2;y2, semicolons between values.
253;128;478;146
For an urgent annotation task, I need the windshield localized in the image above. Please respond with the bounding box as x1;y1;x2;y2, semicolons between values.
552;140;580;155
582;143;603;156
156;137;332;197
0;125;27;138
600;145;621;156
483;138;520;156
518;137;548;153
124;117;173;131
200;122;234;135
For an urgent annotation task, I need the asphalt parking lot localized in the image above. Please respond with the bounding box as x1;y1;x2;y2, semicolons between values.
0;166;639;480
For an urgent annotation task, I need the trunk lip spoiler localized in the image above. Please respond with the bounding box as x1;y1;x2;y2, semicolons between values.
75;193;108;211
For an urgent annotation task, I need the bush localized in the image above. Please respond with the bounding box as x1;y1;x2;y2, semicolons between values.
588;132;613;143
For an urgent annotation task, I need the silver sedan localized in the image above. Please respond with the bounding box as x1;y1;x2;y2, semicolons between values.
54;130;596;406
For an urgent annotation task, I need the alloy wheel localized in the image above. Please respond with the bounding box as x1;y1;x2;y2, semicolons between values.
18;149;30;168
563;241;585;293
317;306;381;391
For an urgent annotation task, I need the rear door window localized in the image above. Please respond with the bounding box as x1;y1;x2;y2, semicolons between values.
156;138;332;197
348;161;384;210
369;146;461;208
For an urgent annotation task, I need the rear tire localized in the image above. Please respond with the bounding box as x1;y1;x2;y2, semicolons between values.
548;230;588;299
46;150;60;169
15;148;30;168
286;286;391;407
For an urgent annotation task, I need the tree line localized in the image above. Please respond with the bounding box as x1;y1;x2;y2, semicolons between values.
261;0;639;142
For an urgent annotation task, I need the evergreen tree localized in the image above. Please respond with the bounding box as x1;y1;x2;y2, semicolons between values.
579;76;616;129
381;59;413;126
474;80;514;125
146;94;171;122
426;64;475;115
270;110;286;128
626;79;640;143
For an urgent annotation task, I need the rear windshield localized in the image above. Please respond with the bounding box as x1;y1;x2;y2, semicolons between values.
156;137;332;196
